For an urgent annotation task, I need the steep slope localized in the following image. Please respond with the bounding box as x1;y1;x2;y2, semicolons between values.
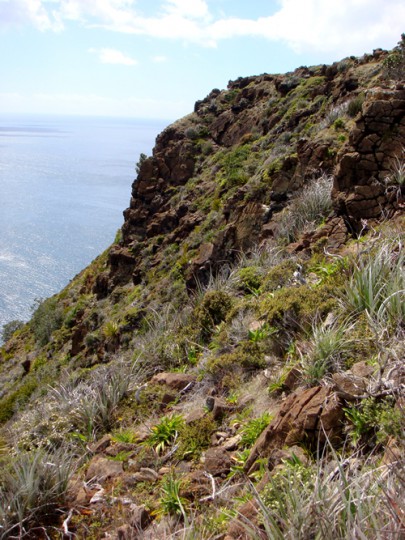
0;41;404;539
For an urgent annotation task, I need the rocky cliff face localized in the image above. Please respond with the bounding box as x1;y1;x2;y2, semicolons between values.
0;42;404;540
100;48;404;296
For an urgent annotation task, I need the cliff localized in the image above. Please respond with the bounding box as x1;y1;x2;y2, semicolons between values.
0;39;404;539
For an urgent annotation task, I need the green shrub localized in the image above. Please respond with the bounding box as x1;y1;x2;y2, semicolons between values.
239;412;272;448
195;290;233;340
236;266;263;294
344;397;404;446
261;283;337;330
30;297;63;346
347;94;364;117
177;415;217;460
1;320;24;343
0;378;38;424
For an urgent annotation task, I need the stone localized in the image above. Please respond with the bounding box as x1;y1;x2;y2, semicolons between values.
85;455;123;481
203;447;232;476
206;397;235;420
332;372;368;399
244;386;343;473
150;372;196;391
87;434;111;454
283;366;301;392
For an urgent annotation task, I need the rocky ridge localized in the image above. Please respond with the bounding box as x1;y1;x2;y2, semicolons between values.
0;40;404;539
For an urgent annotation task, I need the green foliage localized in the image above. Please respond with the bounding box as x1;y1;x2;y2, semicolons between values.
236;266;263;294
30;297;64;346
177;415;217;460
111;429;138;444
347;94;364;117
261;282;337;330
239;412;272;448
214;144;251;189
343;240;404;328
0;448;74;537
0;377;38;425
248;323;277;343
195;290;233;340
1;320;24;343
333;118;345;130
145;414;185;455
261;455;315;513
158;474;187;517
300;319;353;386
383;34;405;80
135;152;147;174
344;397;404;446
206;341;267;385
102;320;120;340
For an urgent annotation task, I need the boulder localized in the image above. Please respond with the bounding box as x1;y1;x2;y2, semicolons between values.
85;456;123;481
244;386;343;473
150;372;196;391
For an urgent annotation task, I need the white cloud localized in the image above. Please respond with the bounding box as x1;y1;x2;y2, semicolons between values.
152;55;168;63
1;0;403;54
0;0;63;31
89;47;137;65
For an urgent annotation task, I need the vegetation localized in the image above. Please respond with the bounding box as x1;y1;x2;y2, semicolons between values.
0;44;404;539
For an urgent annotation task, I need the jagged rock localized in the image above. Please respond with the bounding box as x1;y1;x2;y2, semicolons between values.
206;396;235;420
203;447;232;476
150;372;196;391
181;470;212;499
85;456;123;481
105;442;138;457
87;434;111;454
332;372;368;399
244;386;343;473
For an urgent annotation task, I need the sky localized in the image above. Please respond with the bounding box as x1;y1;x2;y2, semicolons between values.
0;0;404;121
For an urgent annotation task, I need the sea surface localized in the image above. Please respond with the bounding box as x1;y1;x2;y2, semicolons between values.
0;114;167;334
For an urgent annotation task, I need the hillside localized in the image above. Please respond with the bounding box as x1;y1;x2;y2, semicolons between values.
0;39;404;539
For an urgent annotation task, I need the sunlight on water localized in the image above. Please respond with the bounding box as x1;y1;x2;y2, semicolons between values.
0;114;167;331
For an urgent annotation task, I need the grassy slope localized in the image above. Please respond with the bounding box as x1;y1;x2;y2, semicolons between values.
0;45;404;539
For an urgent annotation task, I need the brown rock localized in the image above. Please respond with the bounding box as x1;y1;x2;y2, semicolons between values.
244;386;343;473
87;434;111;454
203;447;232;476
332;372;368;399
85;455;123;481
150;372;196;391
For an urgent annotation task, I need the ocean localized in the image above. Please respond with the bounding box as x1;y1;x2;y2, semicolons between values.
0;114;168;334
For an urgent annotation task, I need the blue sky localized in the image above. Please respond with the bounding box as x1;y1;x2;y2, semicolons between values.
0;0;404;120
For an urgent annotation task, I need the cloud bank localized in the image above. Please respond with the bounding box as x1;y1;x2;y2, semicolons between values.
0;0;403;55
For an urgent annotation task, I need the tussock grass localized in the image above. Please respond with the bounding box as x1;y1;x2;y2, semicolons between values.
0;448;75;539
276;174;333;243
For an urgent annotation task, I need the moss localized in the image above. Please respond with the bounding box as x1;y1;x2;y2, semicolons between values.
262;260;296;291
237;266;263;293
195;290;233;340
260;283;338;329
0;377;38;424
177;415;217;460
206;340;266;385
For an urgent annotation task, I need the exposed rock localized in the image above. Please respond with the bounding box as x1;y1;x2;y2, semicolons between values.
332;372;368;399
206;396;235;420
85;456;124;481
203;447;232;476
244;386;343;473
87;434;111;454
150;372;196;391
